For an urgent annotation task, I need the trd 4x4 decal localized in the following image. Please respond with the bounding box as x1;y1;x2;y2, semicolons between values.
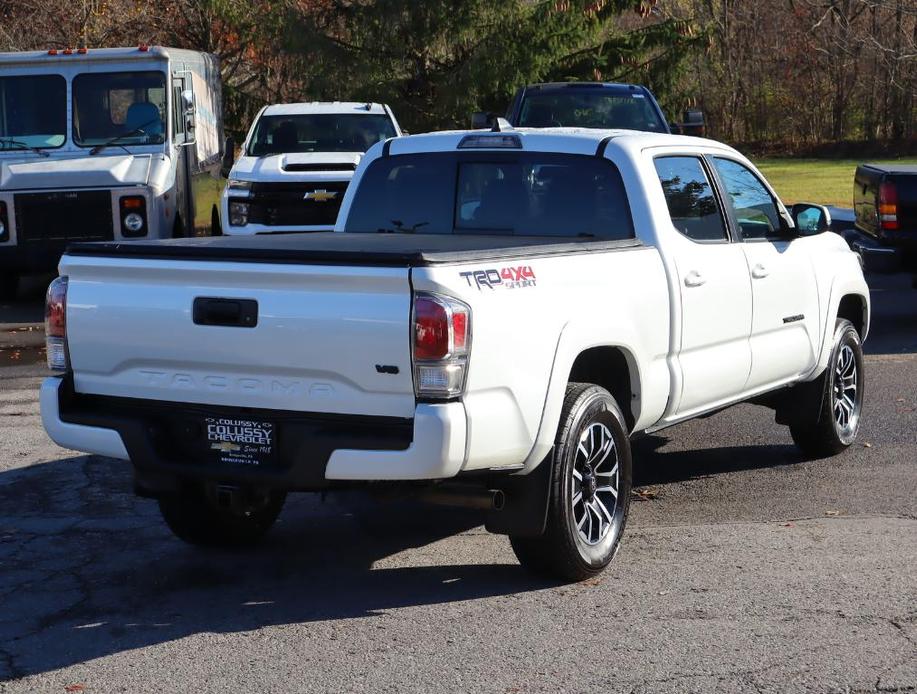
459;265;537;291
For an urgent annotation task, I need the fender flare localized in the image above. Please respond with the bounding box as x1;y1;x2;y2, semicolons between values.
518;320;646;474
810;273;870;380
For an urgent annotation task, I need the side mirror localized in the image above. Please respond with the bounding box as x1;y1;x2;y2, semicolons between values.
471;112;495;129
791;203;832;236
181;89;195;113
220;136;235;178
678;108;705;136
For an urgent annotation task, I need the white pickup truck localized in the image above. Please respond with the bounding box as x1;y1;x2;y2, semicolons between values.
221;102;402;234
41;128;870;581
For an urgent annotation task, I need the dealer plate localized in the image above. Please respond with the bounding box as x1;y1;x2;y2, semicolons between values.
203;416;276;466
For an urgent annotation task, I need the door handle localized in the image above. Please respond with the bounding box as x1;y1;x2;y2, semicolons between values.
684;270;706;287
751;264;769;279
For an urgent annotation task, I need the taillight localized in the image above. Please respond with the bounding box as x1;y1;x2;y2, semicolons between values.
45;276;69;372
879;182;899;231
412;293;471;399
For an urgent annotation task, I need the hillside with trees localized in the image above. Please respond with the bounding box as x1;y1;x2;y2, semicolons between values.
0;0;913;150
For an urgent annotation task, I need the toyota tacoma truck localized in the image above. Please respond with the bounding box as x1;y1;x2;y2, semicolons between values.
220;101;402;234
41;127;870;581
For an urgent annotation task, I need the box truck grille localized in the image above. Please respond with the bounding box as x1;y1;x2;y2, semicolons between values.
14;190;114;244
247;181;349;227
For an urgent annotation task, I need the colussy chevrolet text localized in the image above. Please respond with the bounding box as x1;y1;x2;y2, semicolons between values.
41;127;870;581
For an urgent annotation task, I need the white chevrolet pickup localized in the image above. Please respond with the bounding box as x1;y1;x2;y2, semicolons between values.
221;102;402;234
41;128;870;581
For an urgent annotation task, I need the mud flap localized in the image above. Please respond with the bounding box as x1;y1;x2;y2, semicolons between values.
485;453;553;537
774;368;829;428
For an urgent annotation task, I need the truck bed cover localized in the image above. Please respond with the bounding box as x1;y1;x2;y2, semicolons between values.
861;163;917;174
66;232;642;266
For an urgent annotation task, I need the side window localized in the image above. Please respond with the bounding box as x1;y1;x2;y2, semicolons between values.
654;156;727;241
711;157;782;240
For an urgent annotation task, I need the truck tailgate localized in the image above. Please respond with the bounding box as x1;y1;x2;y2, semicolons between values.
59;254;415;418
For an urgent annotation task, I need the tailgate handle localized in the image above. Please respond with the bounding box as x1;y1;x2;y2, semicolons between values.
193;297;258;328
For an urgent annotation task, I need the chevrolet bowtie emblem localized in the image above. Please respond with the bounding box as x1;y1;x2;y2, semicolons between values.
304;189;338;202
211;441;241;453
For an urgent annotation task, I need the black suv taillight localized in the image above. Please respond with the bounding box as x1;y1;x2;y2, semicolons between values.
879;182;898;231
0;201;9;242
119;196;148;237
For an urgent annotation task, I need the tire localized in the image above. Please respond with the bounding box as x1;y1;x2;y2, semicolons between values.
0;272;18;301
510;383;632;582
210;205;222;236
789;319;864;458
158;483;286;547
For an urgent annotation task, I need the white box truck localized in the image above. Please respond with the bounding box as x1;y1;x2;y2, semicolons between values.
0;45;226;298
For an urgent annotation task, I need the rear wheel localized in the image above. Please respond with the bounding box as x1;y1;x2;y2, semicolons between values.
172;216;186;239
158;483;286;547
510;383;631;582
790;319;864;458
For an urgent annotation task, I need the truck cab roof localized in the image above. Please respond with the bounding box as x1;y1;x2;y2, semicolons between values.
519;82;651;94
261;102;392;117
381;127;731;159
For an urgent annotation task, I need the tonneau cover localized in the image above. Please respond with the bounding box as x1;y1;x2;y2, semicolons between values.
66;232;641;266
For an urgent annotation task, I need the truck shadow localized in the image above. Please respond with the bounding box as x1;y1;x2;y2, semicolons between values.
631;435;801;486
0;454;553;680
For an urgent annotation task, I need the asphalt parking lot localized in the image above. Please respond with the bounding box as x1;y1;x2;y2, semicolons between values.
0;271;915;694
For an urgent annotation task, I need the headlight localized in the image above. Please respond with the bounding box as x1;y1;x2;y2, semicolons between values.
229;201;249;226
227;179;252;192
119;196;147;237
123;212;144;233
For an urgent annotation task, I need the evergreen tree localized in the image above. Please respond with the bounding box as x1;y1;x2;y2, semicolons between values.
285;0;705;132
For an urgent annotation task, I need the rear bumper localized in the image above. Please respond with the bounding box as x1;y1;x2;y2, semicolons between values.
40;376;468;491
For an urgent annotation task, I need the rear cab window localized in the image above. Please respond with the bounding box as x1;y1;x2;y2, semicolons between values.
344;152;634;240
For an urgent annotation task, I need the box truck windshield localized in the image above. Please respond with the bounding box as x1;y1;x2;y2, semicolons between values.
0;74;67;148
72;70;167;147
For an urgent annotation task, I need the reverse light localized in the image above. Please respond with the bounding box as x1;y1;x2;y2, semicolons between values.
412;293;471;399
229;201;249;226
879;182;899;231
45;276;69;372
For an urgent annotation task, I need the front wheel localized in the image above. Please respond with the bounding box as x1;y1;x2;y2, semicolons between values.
158;483;286;547
789;319;865;458
510;383;632;582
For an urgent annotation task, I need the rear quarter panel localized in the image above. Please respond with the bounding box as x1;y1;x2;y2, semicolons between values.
414;246;671;471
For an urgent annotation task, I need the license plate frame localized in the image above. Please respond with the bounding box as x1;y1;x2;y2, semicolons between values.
202;416;277;467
